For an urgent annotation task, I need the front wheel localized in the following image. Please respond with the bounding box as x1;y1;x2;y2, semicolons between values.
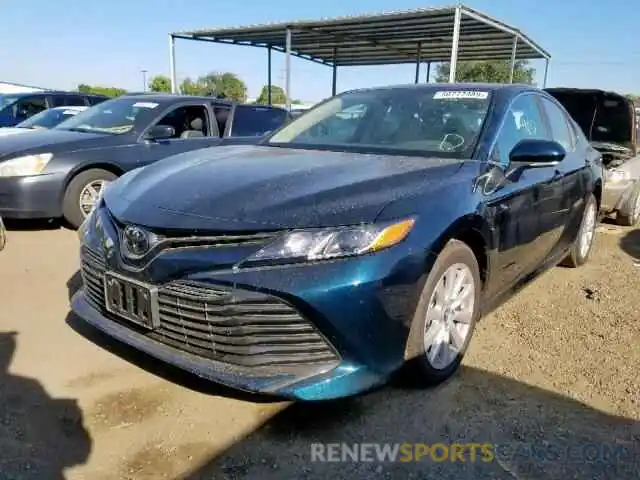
403;239;481;386
62;169;117;229
561;193;598;268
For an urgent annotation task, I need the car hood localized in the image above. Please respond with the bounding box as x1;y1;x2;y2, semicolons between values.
0;129;108;159
105;145;467;232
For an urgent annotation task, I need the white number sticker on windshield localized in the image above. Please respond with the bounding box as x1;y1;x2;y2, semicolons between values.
133;102;159;109
433;91;489;100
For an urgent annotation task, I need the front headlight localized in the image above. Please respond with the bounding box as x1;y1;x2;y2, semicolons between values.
607;169;631;183
0;153;53;177
244;218;415;265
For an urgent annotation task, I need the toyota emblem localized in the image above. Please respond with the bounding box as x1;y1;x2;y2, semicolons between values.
122;225;150;258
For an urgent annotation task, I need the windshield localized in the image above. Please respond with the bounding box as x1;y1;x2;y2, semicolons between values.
16;107;85;129
55;97;161;134
267;88;492;157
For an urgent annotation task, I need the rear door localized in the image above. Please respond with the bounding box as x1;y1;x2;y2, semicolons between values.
138;100;222;166
538;95;589;253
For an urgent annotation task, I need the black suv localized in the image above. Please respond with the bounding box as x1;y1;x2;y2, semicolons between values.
0;91;108;127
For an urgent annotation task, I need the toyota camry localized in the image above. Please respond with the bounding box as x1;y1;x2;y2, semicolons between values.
71;84;603;400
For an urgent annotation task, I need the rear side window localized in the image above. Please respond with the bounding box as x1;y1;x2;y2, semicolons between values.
64;95;86;106
229;106;290;137
87;96;107;106
50;95;85;107
540;97;575;151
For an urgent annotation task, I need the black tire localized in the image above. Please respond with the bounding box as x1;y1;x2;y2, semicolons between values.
403;239;481;387
62;169;117;229
560;194;598;268
616;186;640;226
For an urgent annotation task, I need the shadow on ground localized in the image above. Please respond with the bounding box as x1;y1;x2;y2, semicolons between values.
3;218;63;231
184;366;639;480
619;229;640;260
0;332;91;479
65;311;281;404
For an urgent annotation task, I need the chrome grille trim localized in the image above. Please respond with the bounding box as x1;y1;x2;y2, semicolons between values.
79;247;339;368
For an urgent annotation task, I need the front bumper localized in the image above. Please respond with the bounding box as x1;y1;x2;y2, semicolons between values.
0;173;66;219
71;241;432;400
72;290;386;400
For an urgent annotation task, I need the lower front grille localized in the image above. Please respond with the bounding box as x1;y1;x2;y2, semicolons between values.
80;248;339;368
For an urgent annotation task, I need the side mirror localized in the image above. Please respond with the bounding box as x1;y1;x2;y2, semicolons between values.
146;124;175;141
509;139;566;167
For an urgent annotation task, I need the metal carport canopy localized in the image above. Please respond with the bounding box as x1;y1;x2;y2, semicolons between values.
169;4;551;109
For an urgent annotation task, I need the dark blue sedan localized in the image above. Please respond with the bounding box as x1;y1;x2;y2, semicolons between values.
71;84;604;400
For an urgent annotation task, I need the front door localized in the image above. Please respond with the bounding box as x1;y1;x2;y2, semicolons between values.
482;93;560;298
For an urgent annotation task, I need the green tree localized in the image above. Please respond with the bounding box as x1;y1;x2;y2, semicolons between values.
77;84;127;97
179;77;206;96
255;85;287;104
148;75;171;93
197;72;247;102
435;60;536;85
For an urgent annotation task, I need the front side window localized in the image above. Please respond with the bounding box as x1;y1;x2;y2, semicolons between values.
55;98;162;134
267;88;493;158
491;94;548;167
152;105;209;139
13;96;47;121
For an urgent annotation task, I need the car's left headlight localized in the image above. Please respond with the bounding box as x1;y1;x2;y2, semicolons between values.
244;217;415;265
0;153;53;177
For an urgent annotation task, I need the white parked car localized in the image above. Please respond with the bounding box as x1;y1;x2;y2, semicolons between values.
0;106;88;136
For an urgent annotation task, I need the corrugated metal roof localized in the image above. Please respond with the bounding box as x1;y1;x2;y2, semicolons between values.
172;5;550;66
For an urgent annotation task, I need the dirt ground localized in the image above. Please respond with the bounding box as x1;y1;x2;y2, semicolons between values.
0;221;638;479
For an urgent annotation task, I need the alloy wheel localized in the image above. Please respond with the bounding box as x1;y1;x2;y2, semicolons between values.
79;180;107;218
423;263;475;370
579;201;597;259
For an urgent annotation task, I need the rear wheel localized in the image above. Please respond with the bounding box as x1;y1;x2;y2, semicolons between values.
403;239;481;386
616;186;640;226
62;169;116;229
561;193;597;268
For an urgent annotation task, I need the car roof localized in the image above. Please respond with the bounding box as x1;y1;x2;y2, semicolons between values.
3;91;106;98
119;93;289;111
